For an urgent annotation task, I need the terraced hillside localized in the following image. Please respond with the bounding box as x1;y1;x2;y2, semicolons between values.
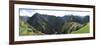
71;23;90;34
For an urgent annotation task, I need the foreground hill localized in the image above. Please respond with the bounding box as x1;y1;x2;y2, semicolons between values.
62;22;83;34
19;17;44;36
71;23;90;34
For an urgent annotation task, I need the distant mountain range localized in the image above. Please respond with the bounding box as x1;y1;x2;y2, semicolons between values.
19;13;89;35
19;16;30;21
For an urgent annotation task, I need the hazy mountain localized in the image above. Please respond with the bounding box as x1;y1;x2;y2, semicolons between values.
19;16;30;21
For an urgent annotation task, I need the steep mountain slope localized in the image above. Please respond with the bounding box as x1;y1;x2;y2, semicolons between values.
27;13;59;34
62;22;83;34
19;16;44;36
71;23;90;34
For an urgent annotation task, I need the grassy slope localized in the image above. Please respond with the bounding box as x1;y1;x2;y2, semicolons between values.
61;22;83;34
71;23;90;34
19;20;44;36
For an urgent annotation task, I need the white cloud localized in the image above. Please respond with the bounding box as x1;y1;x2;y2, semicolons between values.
20;9;90;17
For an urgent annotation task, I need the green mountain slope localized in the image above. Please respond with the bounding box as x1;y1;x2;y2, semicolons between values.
19;20;44;36
71;23;90;34
61;22;83;34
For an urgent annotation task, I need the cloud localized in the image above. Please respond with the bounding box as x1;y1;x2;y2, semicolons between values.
20;9;90;17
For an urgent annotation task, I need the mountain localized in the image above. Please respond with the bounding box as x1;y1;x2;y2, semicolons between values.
62;22;83;34
19;15;44;36
27;13;58;34
83;16;89;24
62;15;88;24
26;13;89;34
19;16;30;21
71;23;90;34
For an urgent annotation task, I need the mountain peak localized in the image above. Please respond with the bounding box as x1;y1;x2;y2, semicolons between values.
34;13;40;15
31;12;41;18
34;13;40;16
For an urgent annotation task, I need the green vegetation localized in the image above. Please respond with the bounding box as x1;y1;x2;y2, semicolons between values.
62;22;82;34
19;13;90;35
71;23;90;34
19;20;44;36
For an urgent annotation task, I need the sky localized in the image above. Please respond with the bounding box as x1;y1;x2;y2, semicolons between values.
19;8;90;17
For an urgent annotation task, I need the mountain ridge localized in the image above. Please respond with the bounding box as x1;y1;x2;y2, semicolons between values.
26;13;89;34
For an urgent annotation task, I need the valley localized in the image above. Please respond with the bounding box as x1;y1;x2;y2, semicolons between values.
19;13;90;36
